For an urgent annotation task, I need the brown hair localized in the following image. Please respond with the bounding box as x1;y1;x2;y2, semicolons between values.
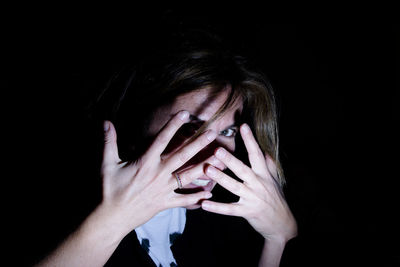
93;29;284;186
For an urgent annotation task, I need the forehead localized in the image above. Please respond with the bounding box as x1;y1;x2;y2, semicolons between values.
170;86;243;121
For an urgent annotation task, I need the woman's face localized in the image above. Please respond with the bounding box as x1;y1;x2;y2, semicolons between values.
147;86;243;207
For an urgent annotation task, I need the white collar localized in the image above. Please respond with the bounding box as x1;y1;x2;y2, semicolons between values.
135;207;186;266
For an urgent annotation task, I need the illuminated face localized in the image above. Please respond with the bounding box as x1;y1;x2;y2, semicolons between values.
147;85;243;208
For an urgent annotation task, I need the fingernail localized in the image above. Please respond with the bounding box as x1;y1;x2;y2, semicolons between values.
178;111;189;121
241;123;250;134
205;192;212;199
206;165;216;176
104;121;110;132
206;130;217;141
215;147;226;158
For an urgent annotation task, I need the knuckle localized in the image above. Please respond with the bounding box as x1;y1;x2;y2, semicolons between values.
223;151;231;160
105;128;116;142
214;170;224;181
181;196;195;206
254;149;264;159
231;181;242;193
155;131;169;145
174;115;184;125
171;116;184;130
104;135;113;145
200;133;211;146
101;163;114;176
239;162;250;176
178;149;190;164
180;169;196;184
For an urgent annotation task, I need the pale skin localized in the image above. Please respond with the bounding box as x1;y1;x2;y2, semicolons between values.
36;87;296;267
202;124;297;267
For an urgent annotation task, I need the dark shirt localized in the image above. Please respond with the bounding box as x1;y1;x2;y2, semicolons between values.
105;208;264;267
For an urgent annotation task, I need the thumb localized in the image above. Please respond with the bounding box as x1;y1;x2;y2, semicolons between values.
103;120;120;166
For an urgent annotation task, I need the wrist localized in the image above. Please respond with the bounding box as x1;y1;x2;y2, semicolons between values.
265;219;298;245
265;231;297;246
259;236;287;267
80;203;126;248
264;235;288;248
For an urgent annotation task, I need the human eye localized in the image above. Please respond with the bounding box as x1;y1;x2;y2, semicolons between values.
220;127;238;137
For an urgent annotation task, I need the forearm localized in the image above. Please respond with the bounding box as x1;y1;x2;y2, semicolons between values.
258;237;287;267
36;206;124;267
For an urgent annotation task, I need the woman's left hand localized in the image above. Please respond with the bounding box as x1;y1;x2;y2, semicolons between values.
201;123;297;243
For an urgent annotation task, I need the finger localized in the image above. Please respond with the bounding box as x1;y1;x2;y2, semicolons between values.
205;165;246;196
164;129;217;171
214;147;255;184
265;153;278;179
201;200;241;217
170;191;213;208
144;110;190;160
240;124;268;175
173;162;207;189
171;156;222;188
102;121;120;167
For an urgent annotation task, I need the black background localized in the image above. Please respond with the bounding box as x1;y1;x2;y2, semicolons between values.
4;8;398;267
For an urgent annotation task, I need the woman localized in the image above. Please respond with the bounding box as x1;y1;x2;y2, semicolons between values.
37;28;297;267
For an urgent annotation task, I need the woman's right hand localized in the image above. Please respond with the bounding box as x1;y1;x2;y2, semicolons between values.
36;111;215;267
92;110;216;241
